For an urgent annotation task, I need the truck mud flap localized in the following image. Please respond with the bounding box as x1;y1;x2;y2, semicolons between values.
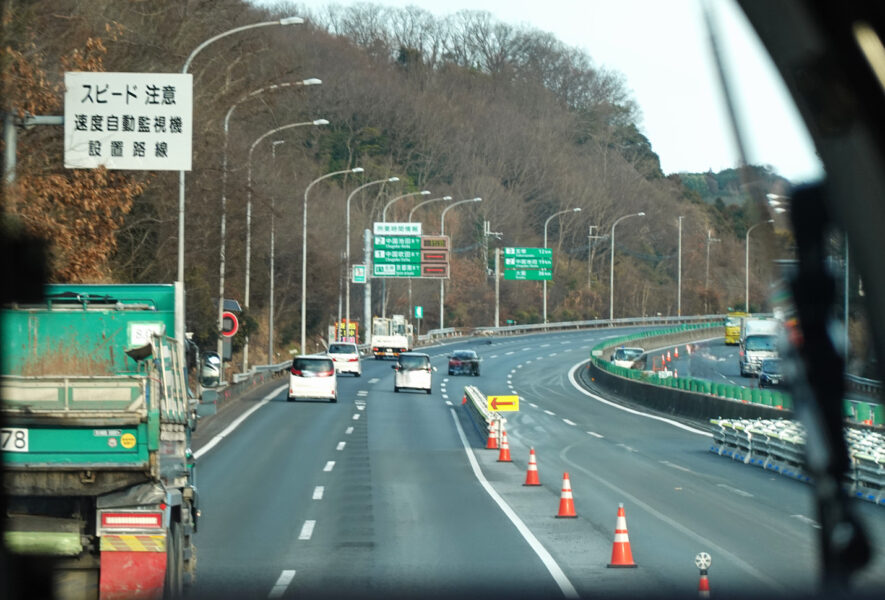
99;534;166;599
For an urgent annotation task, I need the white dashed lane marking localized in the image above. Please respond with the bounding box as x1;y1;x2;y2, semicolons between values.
298;520;316;540
323;461;335;472
312;486;324;500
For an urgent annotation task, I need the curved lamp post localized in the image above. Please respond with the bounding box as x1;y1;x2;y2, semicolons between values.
380;190;430;318
408;196;452;318
178;16;304;345
543;207;581;324
268;139;286;366
302;167;365;353
345;177;401;330
217;79;321;376
439;197;482;329
609;211;645;321
241;119;328;371
745;219;774;312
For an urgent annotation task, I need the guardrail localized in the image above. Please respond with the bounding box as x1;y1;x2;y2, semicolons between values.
847;373;882;399
709;418;885;505
419;314;726;344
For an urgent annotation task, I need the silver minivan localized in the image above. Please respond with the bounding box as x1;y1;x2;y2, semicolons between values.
392;352;435;394
288;355;337;402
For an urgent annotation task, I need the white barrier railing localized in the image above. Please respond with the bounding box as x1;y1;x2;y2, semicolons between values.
710;418;885;505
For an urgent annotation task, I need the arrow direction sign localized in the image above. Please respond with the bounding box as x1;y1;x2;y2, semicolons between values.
487;395;520;412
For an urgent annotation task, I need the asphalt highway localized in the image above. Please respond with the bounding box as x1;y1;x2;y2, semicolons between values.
185;328;885;599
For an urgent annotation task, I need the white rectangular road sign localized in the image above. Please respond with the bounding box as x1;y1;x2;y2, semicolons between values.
64;72;193;171
373;222;422;236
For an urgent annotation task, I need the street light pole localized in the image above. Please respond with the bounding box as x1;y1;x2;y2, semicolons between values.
302;167;365;353
745;219;773;312
677;216;684;316
243;120;329;372
408;196;452;318
268;139;286;366
439;197;482;330
609;211;645;321
543;207;581;324
179;16;304;345
704;230;721;312
217;79;320;373
346;177;401;332
379;190;427;318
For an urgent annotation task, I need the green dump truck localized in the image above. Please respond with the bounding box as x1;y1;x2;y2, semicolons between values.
2;283;199;599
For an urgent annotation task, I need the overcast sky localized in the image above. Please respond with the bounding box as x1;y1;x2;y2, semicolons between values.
257;0;822;182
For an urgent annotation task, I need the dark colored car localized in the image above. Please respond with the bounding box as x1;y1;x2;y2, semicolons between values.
448;350;480;376
758;358;783;388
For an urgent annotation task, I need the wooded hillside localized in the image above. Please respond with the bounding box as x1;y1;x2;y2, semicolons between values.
1;0;789;363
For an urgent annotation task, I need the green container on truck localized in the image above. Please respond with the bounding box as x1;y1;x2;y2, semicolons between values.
1;283;199;599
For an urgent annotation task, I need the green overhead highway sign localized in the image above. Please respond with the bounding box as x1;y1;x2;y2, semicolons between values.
374;264;421;277
503;256;553;269
504;269;552;281
374;235;421;250
503;247;552;258
373;249;422;264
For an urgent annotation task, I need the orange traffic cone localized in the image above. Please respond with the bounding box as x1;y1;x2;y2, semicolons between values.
555;473;577;518
524;448;540;486
666;350;671;362
698;571;710;598
462;394;467;405
497;428;512;462
607;503;637;567
674;347;679;359
486;418;499;450
686;344;692;355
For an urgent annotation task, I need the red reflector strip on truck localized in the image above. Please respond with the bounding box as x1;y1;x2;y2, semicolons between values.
101;512;163;530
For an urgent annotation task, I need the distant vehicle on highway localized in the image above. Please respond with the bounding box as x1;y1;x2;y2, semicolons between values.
739;317;780;376
448;350;481;376
610;347;645;369
393;352;436;394
288;355;337;402
327;342;362;376
725;311;749;345
758;358;783;388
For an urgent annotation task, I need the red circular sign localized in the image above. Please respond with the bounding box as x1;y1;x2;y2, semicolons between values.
221;311;239;337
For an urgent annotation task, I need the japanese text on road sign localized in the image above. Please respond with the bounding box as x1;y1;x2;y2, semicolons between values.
64;72;193;171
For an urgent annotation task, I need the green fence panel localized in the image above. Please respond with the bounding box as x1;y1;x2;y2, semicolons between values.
741;387;753;403
871;404;884;426
855;402;872;423
751;389;762;404
760;390;773;406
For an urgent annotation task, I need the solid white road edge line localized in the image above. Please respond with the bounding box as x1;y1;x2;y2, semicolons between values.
194;384;286;459
449;408;579;599
567;361;712;438
268;569;296;599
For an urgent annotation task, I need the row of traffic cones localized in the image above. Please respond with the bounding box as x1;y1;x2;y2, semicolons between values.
485;419;637;568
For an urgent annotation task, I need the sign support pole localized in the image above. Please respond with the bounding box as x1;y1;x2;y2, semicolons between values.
495;248;500;328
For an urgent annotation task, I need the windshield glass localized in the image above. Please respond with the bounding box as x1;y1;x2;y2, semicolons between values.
399;355;429;370
745;335;777;351
328;344;356;354
613;348;643;361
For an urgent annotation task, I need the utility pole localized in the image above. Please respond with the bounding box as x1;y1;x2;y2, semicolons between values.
363;229;373;348
495;248;501;327
677;216;683;316
483;221;503;277
587;225;604;289
705;229;721;313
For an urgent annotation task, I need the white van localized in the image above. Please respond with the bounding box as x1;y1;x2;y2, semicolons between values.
393;352;435;394
288;355;337;402
327;342;362;376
